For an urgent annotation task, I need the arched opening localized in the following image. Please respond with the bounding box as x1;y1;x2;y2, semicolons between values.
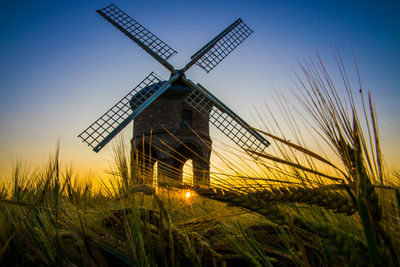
132;142;159;184
170;142;209;185
171;143;201;181
182;159;193;185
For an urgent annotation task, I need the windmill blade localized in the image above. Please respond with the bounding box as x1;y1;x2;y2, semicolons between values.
183;80;269;158
97;4;177;73
189;18;253;73
79;72;180;152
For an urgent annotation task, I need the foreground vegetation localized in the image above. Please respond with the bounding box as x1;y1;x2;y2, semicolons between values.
1;53;399;266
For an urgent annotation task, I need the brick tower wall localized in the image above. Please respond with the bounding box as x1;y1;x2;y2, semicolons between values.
131;89;212;185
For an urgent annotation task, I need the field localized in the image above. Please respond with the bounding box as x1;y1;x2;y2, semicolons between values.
1;56;399;266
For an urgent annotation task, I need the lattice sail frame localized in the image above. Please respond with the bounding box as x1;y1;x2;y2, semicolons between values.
97;4;177;61
192;19;253;73
184;83;270;157
78;72;163;152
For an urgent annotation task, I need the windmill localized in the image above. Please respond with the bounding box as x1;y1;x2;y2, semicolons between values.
78;4;270;185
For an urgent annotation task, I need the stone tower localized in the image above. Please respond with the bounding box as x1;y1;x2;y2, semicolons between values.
131;77;211;185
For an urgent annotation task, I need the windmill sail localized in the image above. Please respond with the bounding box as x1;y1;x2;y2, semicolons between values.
190;18;253;73
183;81;270;157
97;4;177;73
78;72;180;152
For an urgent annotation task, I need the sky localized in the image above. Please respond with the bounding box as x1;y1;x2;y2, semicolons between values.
0;0;399;179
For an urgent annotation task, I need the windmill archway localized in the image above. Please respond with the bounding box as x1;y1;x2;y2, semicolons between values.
182;159;194;185
170;143;210;185
131;142;159;184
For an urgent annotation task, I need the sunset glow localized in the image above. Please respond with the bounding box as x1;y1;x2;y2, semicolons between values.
0;0;399;178
1;1;399;265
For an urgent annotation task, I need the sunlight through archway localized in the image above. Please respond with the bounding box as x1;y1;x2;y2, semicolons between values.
182;159;193;185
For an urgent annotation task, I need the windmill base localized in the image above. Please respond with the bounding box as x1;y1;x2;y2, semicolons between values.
131;134;211;186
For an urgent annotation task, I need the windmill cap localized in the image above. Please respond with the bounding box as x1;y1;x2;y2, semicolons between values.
130;81;192;109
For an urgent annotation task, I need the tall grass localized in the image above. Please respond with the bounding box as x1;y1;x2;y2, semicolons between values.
1;51;399;266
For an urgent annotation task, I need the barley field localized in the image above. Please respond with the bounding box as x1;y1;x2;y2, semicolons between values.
1;56;399;266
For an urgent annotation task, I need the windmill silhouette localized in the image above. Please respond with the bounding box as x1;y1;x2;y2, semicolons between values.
79;4;270;185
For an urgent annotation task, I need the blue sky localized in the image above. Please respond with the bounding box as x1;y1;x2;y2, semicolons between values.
0;0;399;178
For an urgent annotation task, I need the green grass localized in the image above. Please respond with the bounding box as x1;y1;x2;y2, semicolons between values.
1;52;399;266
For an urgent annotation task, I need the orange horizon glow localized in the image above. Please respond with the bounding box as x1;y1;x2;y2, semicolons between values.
1;1;399;181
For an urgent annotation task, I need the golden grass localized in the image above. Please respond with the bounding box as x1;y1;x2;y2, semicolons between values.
1;51;399;266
